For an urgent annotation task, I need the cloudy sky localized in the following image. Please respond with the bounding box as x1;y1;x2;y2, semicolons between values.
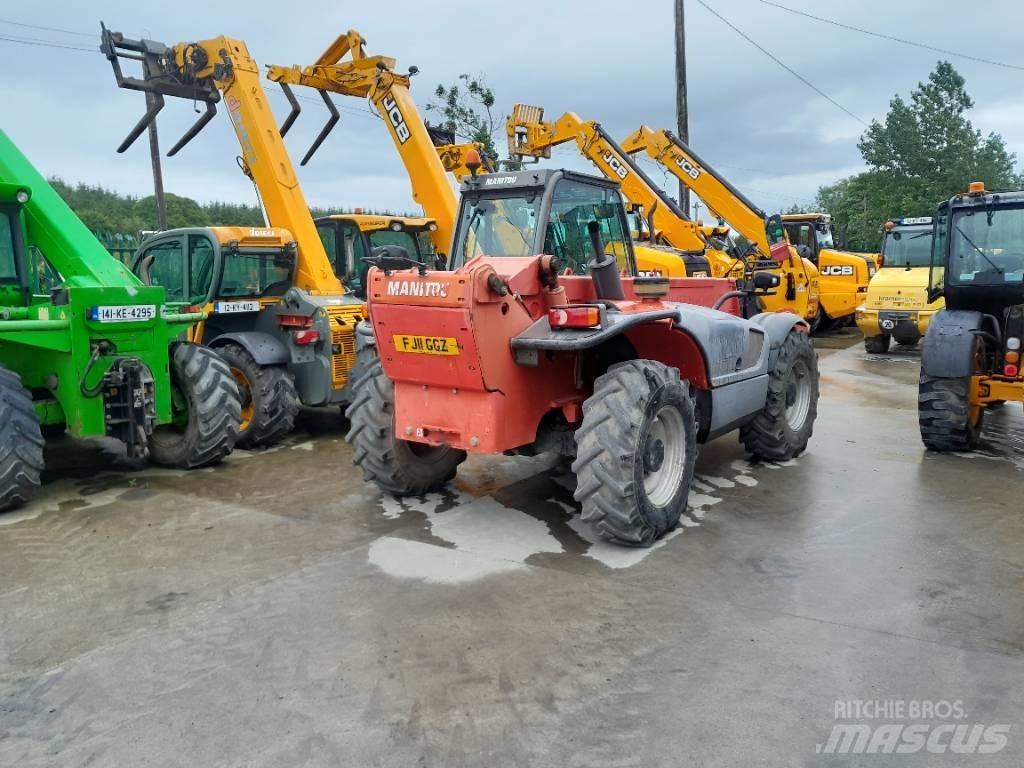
2;0;1023;221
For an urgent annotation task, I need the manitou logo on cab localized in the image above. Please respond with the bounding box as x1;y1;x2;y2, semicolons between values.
386;280;449;298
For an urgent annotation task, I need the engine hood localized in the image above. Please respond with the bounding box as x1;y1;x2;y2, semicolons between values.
865;267;941;310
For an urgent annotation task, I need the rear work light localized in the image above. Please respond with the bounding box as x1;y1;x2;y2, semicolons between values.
293;329;320;345
277;313;314;328
549;305;601;329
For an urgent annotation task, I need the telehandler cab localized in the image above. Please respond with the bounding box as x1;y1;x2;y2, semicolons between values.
620;125;821;325
102;26;365;447
0;130;241;510
346;167;819;547
919;182;1024;451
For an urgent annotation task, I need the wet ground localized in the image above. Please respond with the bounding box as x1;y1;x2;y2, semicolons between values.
2;328;1023;767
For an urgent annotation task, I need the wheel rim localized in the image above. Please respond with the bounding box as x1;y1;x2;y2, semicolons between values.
785;359;812;432
229;366;255;432
642;405;687;508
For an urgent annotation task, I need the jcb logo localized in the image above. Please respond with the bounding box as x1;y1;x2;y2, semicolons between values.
821;265;855;276
674;156;701;180
382;94;411;144
602;152;628;180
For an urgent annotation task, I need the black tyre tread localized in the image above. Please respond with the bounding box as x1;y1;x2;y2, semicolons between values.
572;360;694;547
345;346;466;495
217;344;297;448
864;335;890;354
740;330;819;461
919;374;981;452
149;343;241;469
0;366;44;511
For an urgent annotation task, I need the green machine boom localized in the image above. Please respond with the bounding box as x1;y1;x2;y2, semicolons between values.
0;129;241;509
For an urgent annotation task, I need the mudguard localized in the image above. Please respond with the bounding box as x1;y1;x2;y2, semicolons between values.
208;332;289;366
920;309;984;378
749;311;809;365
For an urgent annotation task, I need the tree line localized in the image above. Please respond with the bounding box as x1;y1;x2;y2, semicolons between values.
814;61;1020;251
50;179;412;235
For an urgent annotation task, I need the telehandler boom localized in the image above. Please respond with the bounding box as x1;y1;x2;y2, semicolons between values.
0;129;241;509
620;125;823;325
103;26;364;447
506;105;734;280
265;31;688;281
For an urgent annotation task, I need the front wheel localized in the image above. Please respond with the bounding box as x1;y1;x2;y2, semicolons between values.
149;343;241;469
0;366;44;511
573;360;697;547
345;345;466;495
864;334;891;354
216;344;297;448
741;329;819;461
919;374;983;452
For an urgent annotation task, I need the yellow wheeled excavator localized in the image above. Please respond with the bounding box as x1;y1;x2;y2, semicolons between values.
102;26;365;447
265;30;688;280
620;125;823;325
505;105;739;280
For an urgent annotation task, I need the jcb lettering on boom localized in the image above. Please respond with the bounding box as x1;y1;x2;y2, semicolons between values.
674;156;701;180
602;152;628;180
382;94;411;144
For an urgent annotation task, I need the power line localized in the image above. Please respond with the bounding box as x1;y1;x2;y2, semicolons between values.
759;1;1024;72
0;34;96;53
0;17;96;39
694;0;868;126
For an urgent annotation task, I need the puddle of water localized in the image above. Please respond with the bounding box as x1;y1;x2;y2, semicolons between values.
368;537;529;584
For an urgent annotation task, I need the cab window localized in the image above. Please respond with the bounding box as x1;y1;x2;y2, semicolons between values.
0;209;18;281
543;180;633;274
188;235;216;303
138;239;184;301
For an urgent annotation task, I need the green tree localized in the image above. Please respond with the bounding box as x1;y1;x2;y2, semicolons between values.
816;61;1020;251
426;74;521;171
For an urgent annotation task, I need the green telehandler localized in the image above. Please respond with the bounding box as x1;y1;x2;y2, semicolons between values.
0;128;241;510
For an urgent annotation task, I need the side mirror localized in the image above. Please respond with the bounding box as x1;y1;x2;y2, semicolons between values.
435;252;448;270
137;253;155;285
365;244;425;276
752;270;780;291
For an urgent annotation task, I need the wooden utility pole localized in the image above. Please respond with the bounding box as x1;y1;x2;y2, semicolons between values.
145;91;167;231
674;0;690;214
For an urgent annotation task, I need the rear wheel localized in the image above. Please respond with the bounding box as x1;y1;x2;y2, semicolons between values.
0;367;44;511
149;343;241;468
217;344;297;448
919;375;983;452
864;334;891;354
573;360;696;547
741;329;819;461
345;345;466;495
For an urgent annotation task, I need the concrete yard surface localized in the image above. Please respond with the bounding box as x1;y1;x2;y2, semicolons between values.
1;333;1023;767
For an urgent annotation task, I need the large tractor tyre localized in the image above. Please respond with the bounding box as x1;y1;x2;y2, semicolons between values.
216;344;297;449
0;367;44;511
573;360;697;548
345;346;466;496
149;343;242;469
918;374;983;452
741;330;819;462
864;334;891;354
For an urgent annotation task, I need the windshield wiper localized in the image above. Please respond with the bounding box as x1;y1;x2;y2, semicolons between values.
955;225;1003;274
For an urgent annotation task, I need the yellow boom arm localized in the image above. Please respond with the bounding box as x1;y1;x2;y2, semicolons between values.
621;126;773;258
103;30;342;294
267;31;456;252
507;105;711;254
